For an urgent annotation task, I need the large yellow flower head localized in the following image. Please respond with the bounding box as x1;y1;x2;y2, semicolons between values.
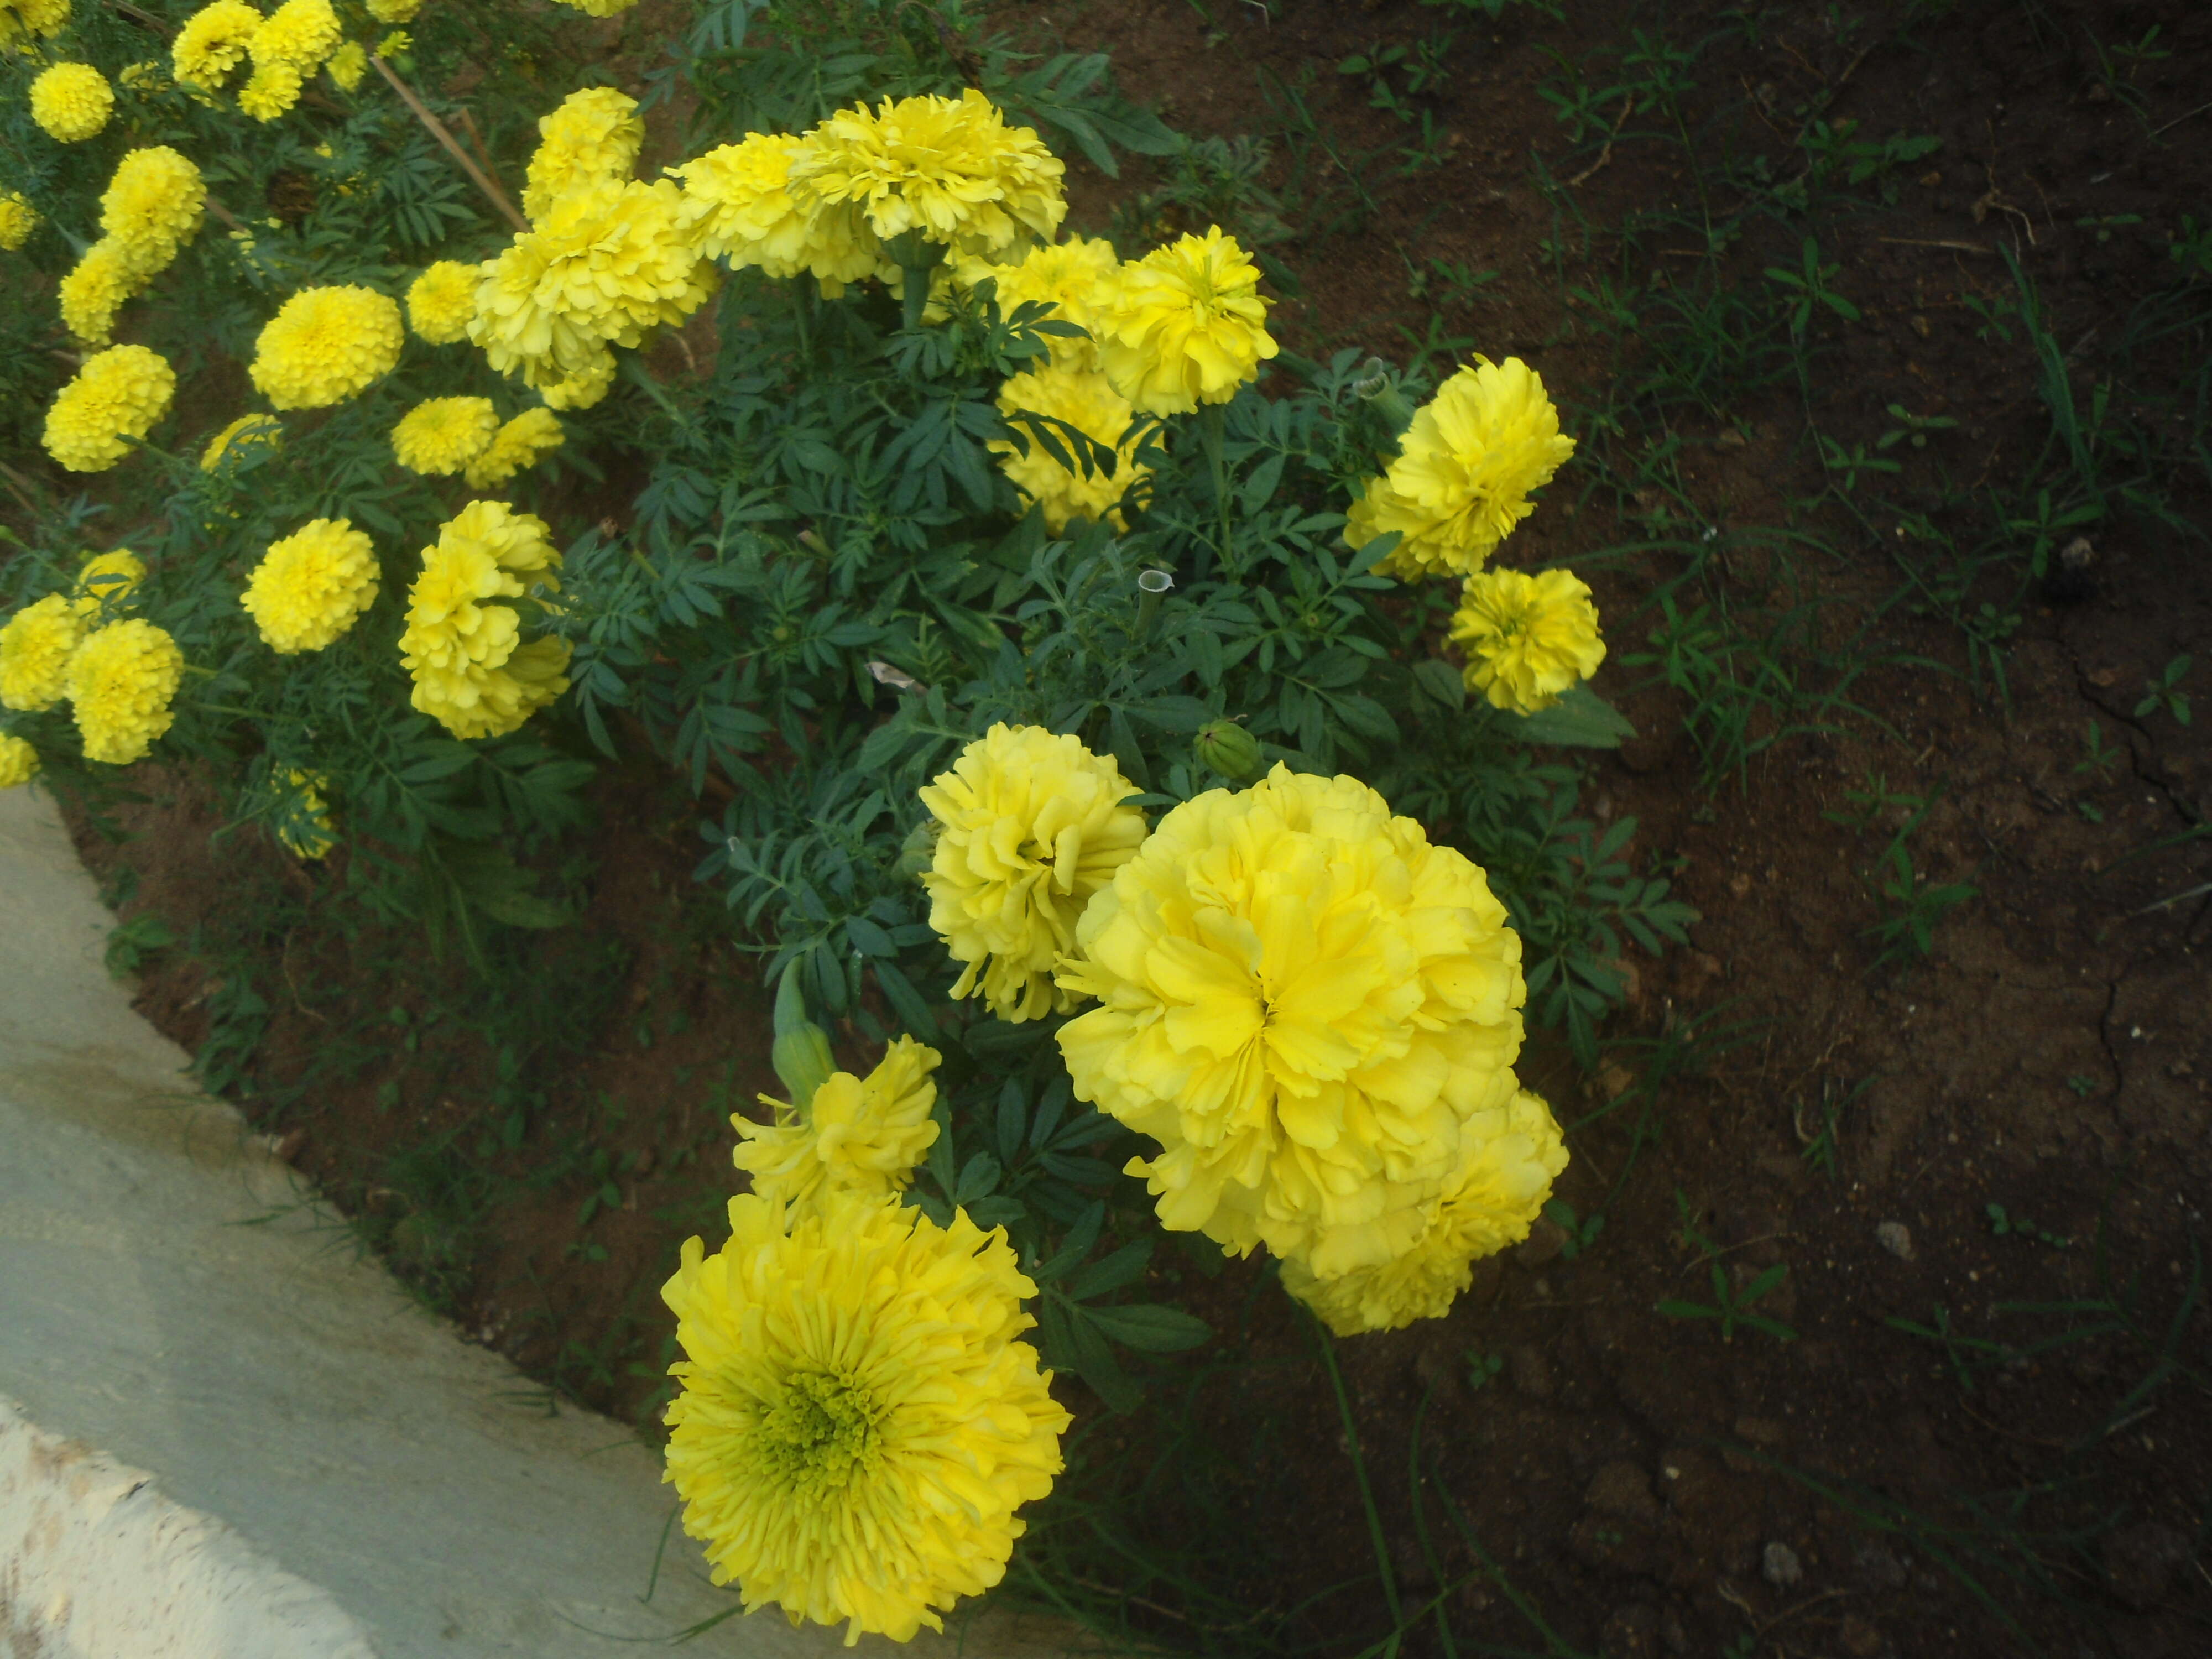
0;190;39;252
100;147;207;275
992;363;1148;533
661;1188;1070;1645
249;285;403;409
534;343;617;411
1;595;85;712
275;768;335;858
0;0;70;51
1099;227;1277;418
961;235;1119;369
390;395;497;476
670;132;881;293
74;550;145;617
325;39;364;90
404;260;479;344
1448;567;1605;715
236;57;302;120
66;620;184;765
1282;1088;1567;1335
522;86;644;223
30;64;113;143
735;1036;941;1214
243;519;379;653
469;179;713;388
174;0;262;89
399;500;572;740
919;724;1148;1023
789;89;1065;262
250;0;339;70
58;239;140;346
463;406;564;489
0;733;38;791
44;345;176;473
1056;765;1528;1280
1348;357;1575;582
200;411;283;471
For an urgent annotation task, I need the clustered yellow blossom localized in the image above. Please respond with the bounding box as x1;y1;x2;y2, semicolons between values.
919;724;1146;1022
0;733;36;791
405;259;479;344
249;285;403;409
1448;567;1606;715
30;62;112;143
390;395;498;476
325;40;365;90
1098;227;1276;417
522;86;644;222
669;132;878;295
44;345;176;473
0;595;84;712
239;0;341;121
242;519;379;653
201;411;283;471
62;147;210;342
74;550;144;615
463;408;564;489
958;235;1119;369
1;0;70;52
65;619;184;765
275;768;335;858
0;190;38;252
1345;356;1575;582
1056;765;1536;1285
58;241;138;345
991;362;1147;532
173;1;261;91
661;1188;1069;1645
734;1036;941;1213
398;500;572;739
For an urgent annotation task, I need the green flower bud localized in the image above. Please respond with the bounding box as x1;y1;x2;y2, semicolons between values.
1193;719;1262;781
897;819;937;881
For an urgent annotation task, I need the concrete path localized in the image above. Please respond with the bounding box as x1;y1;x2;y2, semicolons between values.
0;786;1068;1658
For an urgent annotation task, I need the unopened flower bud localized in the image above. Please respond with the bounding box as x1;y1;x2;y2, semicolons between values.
1193;719;1262;781
897;818;937;881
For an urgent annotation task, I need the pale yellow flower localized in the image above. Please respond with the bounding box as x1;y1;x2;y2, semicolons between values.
58;240;140;346
405;259;479;344
1098;227;1276;416
390;395;498;476
522;86;643;223
0;594;84;712
398;500;571;740
0;733;37;791
372;28;407;56
249;0;338;69
325;40;365;90
242;519;379;653
249;285;403;409
44;345;176;473
364;0;418;19
0;190;38;253
100;147;206;275
991;362;1148;532
30;64;113;143
237;56;303;121
549;0;638;17
734;1036;941;1214
1448;567;1606;714
66;620;184;765
958;235;1119;369
462;407;564;489
670;131;881;294
174;0;262;90
0;0;71;53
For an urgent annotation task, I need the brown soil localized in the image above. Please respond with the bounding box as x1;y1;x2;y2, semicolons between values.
54;1;2212;1655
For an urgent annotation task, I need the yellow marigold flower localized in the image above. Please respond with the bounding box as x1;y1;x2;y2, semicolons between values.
1098;227;1276;418
1282;1088;1567;1335
669;132;882;294
364;0;417;19
1348;356;1575;582
325;40;364;90
58;239;141;347
274;768;335;858
251;0;338;68
390;395;497;476
469;178;713;387
1056;765;1528;1280
992;362;1148;533
0;0;70;52
100;147;207;275
790;89;1065;262
959;235;1119;369
550;0;637;16
237;57;302;120
463;406;564;489
1448;567;1605;715
44;344;176;474
0;732;38;791
1;594;85;712
200;411;283;471
399;500;572;740
249;285;403;409
74;549;145;616
372;28;407;56
734;1036;941;1214
66;619;184;765
243;518;378;653
661;1188;1070;1645
174;0;262;88
119;59;169;95
522;86;644;223
919;723;1146;1023
534;343;617;410
30;64;114;144
404;259;479;344
0;190;38;252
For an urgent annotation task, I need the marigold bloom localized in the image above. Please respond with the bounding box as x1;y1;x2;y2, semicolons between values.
1;595;85;712
992;363;1147;532
364;0;417;18
0;733;37;791
0;0;70;51
534;343;617;410
200;411;283;471
174;0;262;87
58;239;139;346
734;1036;941;1214
390;395;497;476
66;620;184;765
522;86;644;223
462;406;564;489
0;190;38;252
249;285;403;409
789;89;1065;262
399;500;572;740
1098;227;1276;417
30;63;113;143
74;550;145;615
372;28;406;55
404;259;478;343
960;235;1119;369
661;1190;1070;1645
920;723;1146;1022
1057;765;1528;1280
1282;1088;1567;1334
670;132;880;293
118;59;169;95
1448;567;1605;715
44;345;176;473
100;147;207;274
551;0;639;17
325;40;365;90
237;57;302;120
250;0;338;69
1347;356;1575;582
243;519;379;653
275;768;334;858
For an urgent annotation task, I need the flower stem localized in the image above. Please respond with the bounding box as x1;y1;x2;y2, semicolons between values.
1314;1318;1405;1637
1198;402;1233;567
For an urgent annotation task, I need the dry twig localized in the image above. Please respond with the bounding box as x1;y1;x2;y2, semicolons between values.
372;56;527;232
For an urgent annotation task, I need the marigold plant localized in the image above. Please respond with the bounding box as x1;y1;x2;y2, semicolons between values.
65;620;185;765
44;345;175;473
250;286;403;409
30;62;112;142
1449;567;1607;714
0;595;84;712
992;363;1147;531
404;260;479;344
0;733;38;790
242;519;379;653
733;1036;941;1214
1099;226;1276;416
398;500;571;739
391;396;498;476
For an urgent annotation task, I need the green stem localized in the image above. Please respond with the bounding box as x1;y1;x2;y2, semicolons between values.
1198;402;1233;567
1314;1318;1405;1637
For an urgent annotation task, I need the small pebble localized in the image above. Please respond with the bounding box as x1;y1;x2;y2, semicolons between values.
1876;1221;1914;1260
1762;1541;1804;1588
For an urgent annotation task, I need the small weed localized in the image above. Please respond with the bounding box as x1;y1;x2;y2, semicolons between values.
1542;1197;1606;1259
1657;1259;1797;1344
103;913;176;978
1765;236;1861;337
2073;719;2123;782
2064;1073;2098;1098
2133;655;2192;725
1876;403;1960;451
1464;1349;1505;1391
1985;1203;2070;1249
